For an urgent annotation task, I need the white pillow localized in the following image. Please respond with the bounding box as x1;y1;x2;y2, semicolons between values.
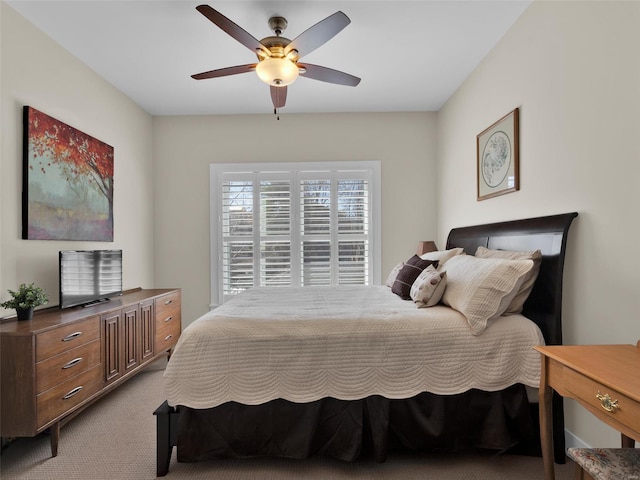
441;255;534;335
420;248;465;267
410;265;447;308
385;262;404;287
475;246;542;314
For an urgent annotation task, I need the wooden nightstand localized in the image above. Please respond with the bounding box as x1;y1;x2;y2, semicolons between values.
535;343;640;480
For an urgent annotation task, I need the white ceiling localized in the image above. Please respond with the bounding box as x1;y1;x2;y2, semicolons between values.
7;0;532;116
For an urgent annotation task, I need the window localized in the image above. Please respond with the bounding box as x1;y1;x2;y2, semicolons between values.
210;162;381;306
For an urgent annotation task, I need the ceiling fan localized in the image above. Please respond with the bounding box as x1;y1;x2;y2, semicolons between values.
191;5;361;116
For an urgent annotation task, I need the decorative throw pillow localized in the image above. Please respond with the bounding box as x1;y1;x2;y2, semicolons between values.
441;255;534;335
386;262;404;287
420;247;465;267
475;246;543;314
410;265;447;308
391;255;439;300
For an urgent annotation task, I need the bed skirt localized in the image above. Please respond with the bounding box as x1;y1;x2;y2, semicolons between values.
176;384;537;464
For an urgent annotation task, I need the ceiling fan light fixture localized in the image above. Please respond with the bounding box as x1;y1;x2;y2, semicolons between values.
255;57;299;86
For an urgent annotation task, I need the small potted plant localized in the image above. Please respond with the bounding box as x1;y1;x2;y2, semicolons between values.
0;283;49;320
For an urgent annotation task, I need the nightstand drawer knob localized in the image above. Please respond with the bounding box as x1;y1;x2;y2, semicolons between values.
596;391;619;412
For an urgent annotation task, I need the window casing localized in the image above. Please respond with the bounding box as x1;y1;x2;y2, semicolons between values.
210;162;381;306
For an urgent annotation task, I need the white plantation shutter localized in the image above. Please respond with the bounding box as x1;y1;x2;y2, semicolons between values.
337;179;369;285
260;179;292;287
221;181;254;295
300;179;332;286
211;162;380;305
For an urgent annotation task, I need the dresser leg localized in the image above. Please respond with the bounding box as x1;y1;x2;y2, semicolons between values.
50;422;60;457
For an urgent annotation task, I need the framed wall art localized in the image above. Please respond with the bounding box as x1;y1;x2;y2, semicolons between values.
476;107;519;201
22;106;114;241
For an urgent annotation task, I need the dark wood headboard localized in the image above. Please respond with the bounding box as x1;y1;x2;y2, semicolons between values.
446;212;577;464
446;212;578;346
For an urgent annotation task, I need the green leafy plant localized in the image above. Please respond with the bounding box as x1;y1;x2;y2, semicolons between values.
0;283;49;310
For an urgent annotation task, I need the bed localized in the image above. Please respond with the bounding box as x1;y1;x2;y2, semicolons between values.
154;212;577;476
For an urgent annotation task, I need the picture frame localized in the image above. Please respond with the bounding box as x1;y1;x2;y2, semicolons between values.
476;108;519;201
22;106;114;241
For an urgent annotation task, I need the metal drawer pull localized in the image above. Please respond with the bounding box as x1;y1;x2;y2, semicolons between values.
62;332;82;342
596;391;619;412
62;386;83;400
164;299;173;305
62;357;83;369
164;316;173;322
164;334;173;341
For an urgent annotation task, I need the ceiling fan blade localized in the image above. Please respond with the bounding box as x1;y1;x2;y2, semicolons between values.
196;5;269;56
284;11;350;58
298;63;361;87
192;64;256;80
270;86;287;109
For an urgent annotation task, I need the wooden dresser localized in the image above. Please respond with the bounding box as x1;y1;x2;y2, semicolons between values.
0;288;181;456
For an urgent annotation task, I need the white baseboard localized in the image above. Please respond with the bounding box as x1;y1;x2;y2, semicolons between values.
565;429;590;449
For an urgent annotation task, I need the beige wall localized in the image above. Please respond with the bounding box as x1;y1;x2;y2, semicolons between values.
0;3;154;315
153;112;437;325
437;0;640;448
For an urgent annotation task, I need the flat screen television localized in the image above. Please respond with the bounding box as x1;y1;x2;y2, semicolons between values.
59;250;123;309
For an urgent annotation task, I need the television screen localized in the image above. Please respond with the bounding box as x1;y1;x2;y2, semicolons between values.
59;250;123;308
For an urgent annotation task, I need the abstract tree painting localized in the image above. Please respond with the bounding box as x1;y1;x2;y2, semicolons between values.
22;106;114;241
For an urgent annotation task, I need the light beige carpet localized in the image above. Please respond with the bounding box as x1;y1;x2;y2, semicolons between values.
0;358;575;479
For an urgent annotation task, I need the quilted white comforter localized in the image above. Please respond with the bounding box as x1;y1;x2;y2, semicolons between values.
164;286;544;409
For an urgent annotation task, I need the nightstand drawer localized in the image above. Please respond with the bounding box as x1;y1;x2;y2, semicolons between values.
563;366;640;433
37;364;103;428
36;339;101;394
36;316;100;361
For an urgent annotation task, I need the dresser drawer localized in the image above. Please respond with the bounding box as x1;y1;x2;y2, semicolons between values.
36;316;101;361
155;291;181;321
563;365;640;433
156;316;181;352
37;364;103;427
155;291;181;352
36;339;101;394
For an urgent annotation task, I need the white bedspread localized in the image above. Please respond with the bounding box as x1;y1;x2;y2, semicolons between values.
164;286;544;409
